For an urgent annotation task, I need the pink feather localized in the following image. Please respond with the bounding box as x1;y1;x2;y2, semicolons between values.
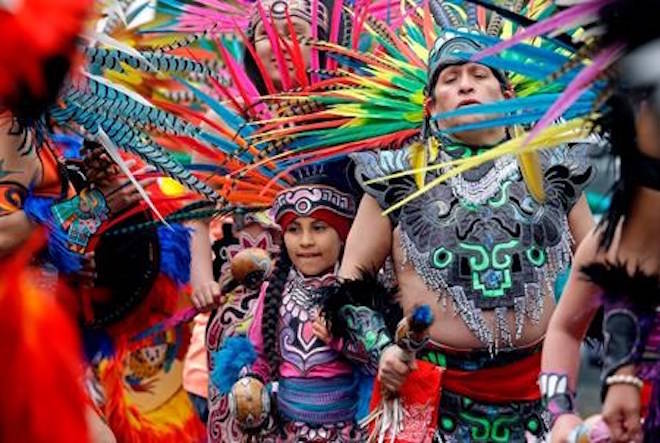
234;20;278;95
257;0;291;90
216;41;260;109
327;0;345;70
311;0;321;84
523;43;624;145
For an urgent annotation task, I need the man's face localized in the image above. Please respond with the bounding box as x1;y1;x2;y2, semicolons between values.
253;15;314;92
431;62;512;144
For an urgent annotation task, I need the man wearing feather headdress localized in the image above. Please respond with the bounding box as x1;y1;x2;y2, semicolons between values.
341;24;595;442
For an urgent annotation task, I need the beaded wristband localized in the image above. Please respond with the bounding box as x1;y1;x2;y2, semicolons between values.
605;374;644;389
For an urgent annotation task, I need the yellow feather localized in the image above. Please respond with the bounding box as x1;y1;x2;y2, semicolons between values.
410;141;427;189
513;125;546;202
105;62;144;86
380;119;593;215
518;151;546;202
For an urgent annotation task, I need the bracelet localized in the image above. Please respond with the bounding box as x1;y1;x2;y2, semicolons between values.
545;393;577;428
605;374;644;389
540;372;576;428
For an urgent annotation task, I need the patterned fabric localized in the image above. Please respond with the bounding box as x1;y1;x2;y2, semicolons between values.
250;0;330;36
271;184;356;240
337;304;392;375
416;346;548;443
278;270;346;374
277;376;358;425
206;226;279;443
244;268;381;441
433;390;547;443
279;419;363;443
353;141;591;353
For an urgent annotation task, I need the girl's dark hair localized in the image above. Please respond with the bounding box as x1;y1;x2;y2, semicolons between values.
261;246;292;379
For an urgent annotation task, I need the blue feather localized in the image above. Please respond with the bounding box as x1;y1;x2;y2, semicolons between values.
157;224;191;285
23;195;82;273
175;77;249;135
81;328;114;362
438;102;593;133
50;133;84;159
450;29;571;67
199;131;244;157
432;93;595;120
188;163;231;175
211;336;258;395
452;51;556;80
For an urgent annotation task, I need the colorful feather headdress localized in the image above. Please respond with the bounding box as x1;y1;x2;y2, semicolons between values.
240;0;589;205
96;0;416;216
467;0;660;248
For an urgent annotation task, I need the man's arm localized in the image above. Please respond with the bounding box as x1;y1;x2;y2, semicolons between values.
339;194;392;279
567;193;594;249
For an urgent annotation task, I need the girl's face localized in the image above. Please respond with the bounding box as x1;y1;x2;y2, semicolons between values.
283;216;342;277
253;14;314;91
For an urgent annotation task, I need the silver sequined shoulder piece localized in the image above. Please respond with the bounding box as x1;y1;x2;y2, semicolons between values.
350;148;411;182
350;148;413;223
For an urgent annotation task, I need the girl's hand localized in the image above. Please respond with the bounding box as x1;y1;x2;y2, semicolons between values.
312;315;332;344
602;383;642;443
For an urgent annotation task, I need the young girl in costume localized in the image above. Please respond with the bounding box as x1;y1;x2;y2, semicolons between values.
223;161;389;442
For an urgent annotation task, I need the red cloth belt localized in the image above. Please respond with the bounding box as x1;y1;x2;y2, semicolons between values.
442;350;542;404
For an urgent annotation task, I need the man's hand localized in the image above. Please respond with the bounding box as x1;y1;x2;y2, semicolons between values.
83;145;155;215
97;162;156;215
378;344;415;393
550;414;583;443
602;382;642;443
191;280;221;312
